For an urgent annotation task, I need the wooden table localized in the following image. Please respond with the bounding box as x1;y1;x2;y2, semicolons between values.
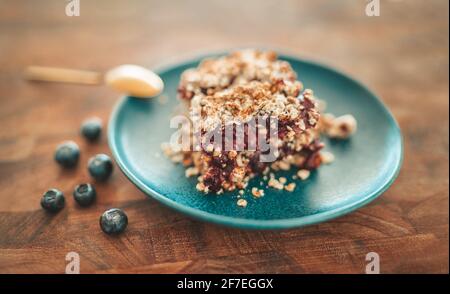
0;0;448;274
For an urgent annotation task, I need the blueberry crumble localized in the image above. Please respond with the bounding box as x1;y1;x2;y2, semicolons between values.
163;50;357;198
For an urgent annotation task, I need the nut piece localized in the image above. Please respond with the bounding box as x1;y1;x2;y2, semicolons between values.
196;182;208;193
320;151;335;164
251;187;265;198
237;199;248;207
285;183;296;192
297;169;310;180
327;114;357;139
268;178;284;190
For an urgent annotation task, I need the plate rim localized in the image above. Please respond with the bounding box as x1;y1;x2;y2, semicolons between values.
108;52;404;230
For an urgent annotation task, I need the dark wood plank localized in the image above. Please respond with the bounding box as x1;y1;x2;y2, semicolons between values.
0;0;448;273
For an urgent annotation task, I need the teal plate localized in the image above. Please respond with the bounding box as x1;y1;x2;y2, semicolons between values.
108;53;403;230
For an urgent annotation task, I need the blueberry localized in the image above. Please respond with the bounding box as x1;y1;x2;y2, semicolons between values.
73;183;96;207
81;117;102;141
88;154;114;181
41;189;65;213
55;141;80;168
99;208;128;234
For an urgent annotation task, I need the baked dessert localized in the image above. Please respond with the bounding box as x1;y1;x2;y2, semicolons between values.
163;50;356;195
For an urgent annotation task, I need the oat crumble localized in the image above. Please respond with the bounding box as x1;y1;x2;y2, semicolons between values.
163;49;357;199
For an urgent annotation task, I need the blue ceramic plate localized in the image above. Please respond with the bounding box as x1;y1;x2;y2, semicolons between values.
108;53;403;229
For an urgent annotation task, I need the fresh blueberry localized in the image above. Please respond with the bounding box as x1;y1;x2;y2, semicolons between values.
99;208;128;234
73;183;96;207
41;189;65;213
88;154;114;181
81;117;102;141
54;141;80;168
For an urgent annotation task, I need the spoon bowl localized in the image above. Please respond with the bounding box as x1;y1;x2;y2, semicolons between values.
25;64;164;98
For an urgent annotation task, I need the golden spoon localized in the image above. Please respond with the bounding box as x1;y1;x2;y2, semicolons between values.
24;65;164;98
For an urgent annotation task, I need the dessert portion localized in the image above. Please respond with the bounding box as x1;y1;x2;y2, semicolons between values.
163;50;356;195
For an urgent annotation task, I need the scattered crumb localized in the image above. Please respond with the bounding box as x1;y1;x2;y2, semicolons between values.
279;177;287;184
292;175;298;180
268;178;284;190
251;187;265;198
326;114;357;139
237;199;248;207
239;190;244;195
297;169;311;180
285;183;296;192
321;151;335;164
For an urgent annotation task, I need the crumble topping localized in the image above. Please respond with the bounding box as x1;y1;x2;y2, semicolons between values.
178;49;302;101
188;81;320;148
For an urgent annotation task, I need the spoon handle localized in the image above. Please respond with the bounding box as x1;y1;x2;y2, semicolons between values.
24;66;102;85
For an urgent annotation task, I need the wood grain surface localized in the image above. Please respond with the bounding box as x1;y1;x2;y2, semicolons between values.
0;0;448;274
